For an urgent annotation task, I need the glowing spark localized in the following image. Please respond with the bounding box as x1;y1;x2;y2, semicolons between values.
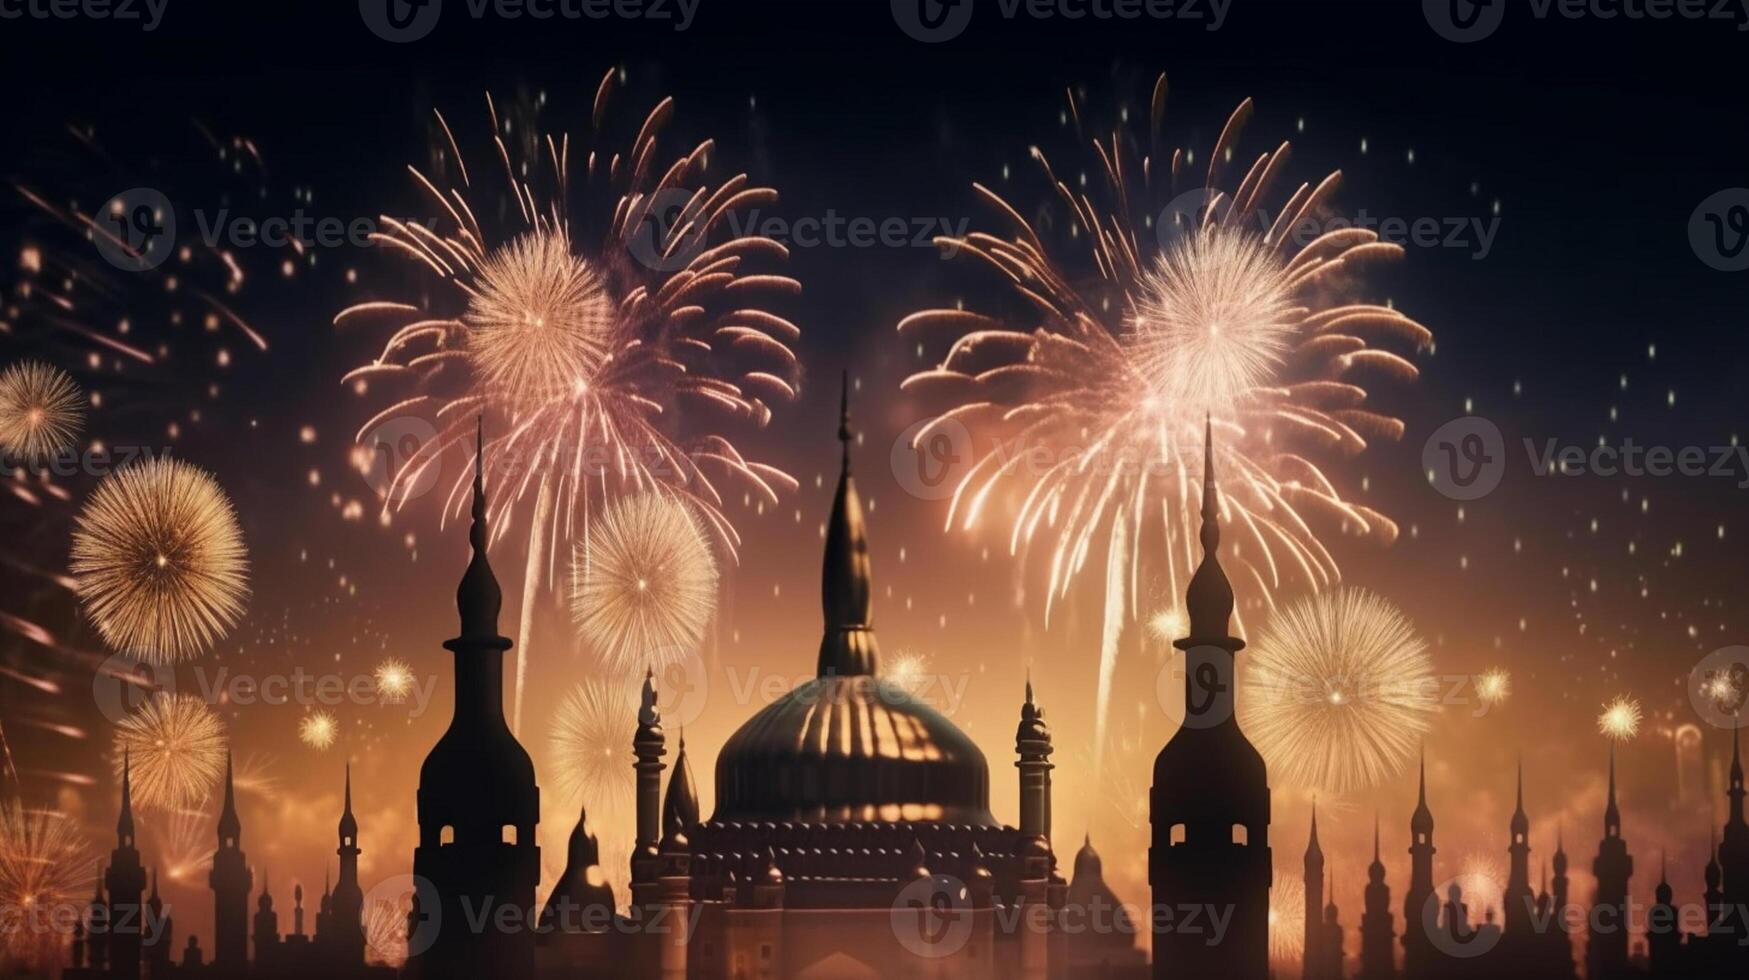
0;360;84;461
374;658;414;704
1239;588;1435;795
70;458;250;663
1476;669;1511;706
572;493;718;674
883;649;932;691
1148;606;1189;642
112;693;228;811
547;680;637;829
299;711;338;750
1598;697;1641;741
0;801;97;971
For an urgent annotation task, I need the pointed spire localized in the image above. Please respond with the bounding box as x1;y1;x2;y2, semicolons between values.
338;763;358;839
1412;745;1434;834
1179;417;1236;646
1605;743;1621;832
118;747;135;841
661;729;699;836
450;416;509;650
1373;813;1381;862
217;750;240;842
1307;803;1323;859
817;374;878;677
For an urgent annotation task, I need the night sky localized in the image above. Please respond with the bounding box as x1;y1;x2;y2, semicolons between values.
3;0;1747;969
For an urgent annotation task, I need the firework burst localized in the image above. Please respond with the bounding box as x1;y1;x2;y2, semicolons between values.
339;72;800;729
899;77;1429;750
374;658;415;704
1239;588;1435;795
111;692;228;812
1475;668;1511;707
70;458;249;663
1267;871;1306;966
0;801;96;971
572;493;718;673
299;711;338;750
1598;696;1642;741
0;361;84;461
548;680;638;833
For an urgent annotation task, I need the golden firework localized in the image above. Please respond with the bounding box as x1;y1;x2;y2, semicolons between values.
299;711;338;750
1240;588;1436;795
1475;668;1511;707
112;693;228;812
1267;871;1306;965
548;680;637;827
1598;697;1641;741
374;658;415;704
70;458;249;663
0;801;96;971
572;493;718;673
0;360;84;461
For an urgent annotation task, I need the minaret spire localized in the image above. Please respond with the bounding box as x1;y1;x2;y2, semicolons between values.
218;751;239;840
817;374;878;677
118;747;135;841
1178;417;1237;647
1604;743;1621;836
451;416;508;650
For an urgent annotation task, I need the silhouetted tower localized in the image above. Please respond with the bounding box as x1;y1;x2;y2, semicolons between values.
253;873;279;968
1722;723;1749;913
329;764;365;965
107;751;147;980
1552;825;1573;973
87;869;109;974
144;870;172;980
1588;745;1633;980
630;667;666;912
540;801;616;934
1647;852;1681;975
1360;815;1395;980
293;882;305;939
1320;870;1344;980
209;752;252;971
1705;830;1725;929
1304;807;1325;980
1402;751;1437;977
1149;421;1271;980
410;425;541;980
1503;760;1534;939
1016;676;1054;844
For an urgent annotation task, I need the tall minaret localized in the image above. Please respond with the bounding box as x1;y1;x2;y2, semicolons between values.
1721;722;1749;913
329;764;365;965
1587;745;1633;980
630;667;666;912
1705;830;1725;929
1647;852;1681;975
1503;759;1534;939
1303;807;1325;980
209;751;251;971
107;751;147;980
1319;870;1344;980
145;869;172;980
1015;676;1055;843
1359;814;1395;980
1149;420;1271;980
253;872;279;968
1402;750;1437;977
410;422;541;980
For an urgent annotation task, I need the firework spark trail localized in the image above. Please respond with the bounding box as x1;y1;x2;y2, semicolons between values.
70;458;250;663
899;77;1430;757
0;801;96;971
339;71;800;731
572;493;718;674
1239;587;1435;795
111;693;228;812
0;361;84;461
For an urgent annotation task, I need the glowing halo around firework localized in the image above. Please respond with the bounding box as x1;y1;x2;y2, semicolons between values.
111;693;229;812
548;679;638;827
898;77;1430;754
1238;588;1435;795
1598;697;1642;741
0;360;84;461
338;71;800;731
70;458;250;663
572;493;719;674
0;800;97;971
299;711;338;750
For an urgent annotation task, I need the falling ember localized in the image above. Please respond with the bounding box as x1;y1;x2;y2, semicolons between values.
1475;668;1511;707
1598;697;1642;741
374;658;415;704
0;360;84;461
0;801;97;971
112;693;228;812
572;493;719;675
1239;588;1436;795
299;711;338;750
70;458;250;663
339;75;800;731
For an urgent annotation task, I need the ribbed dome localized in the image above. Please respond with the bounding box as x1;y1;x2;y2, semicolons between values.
713;674;994;825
